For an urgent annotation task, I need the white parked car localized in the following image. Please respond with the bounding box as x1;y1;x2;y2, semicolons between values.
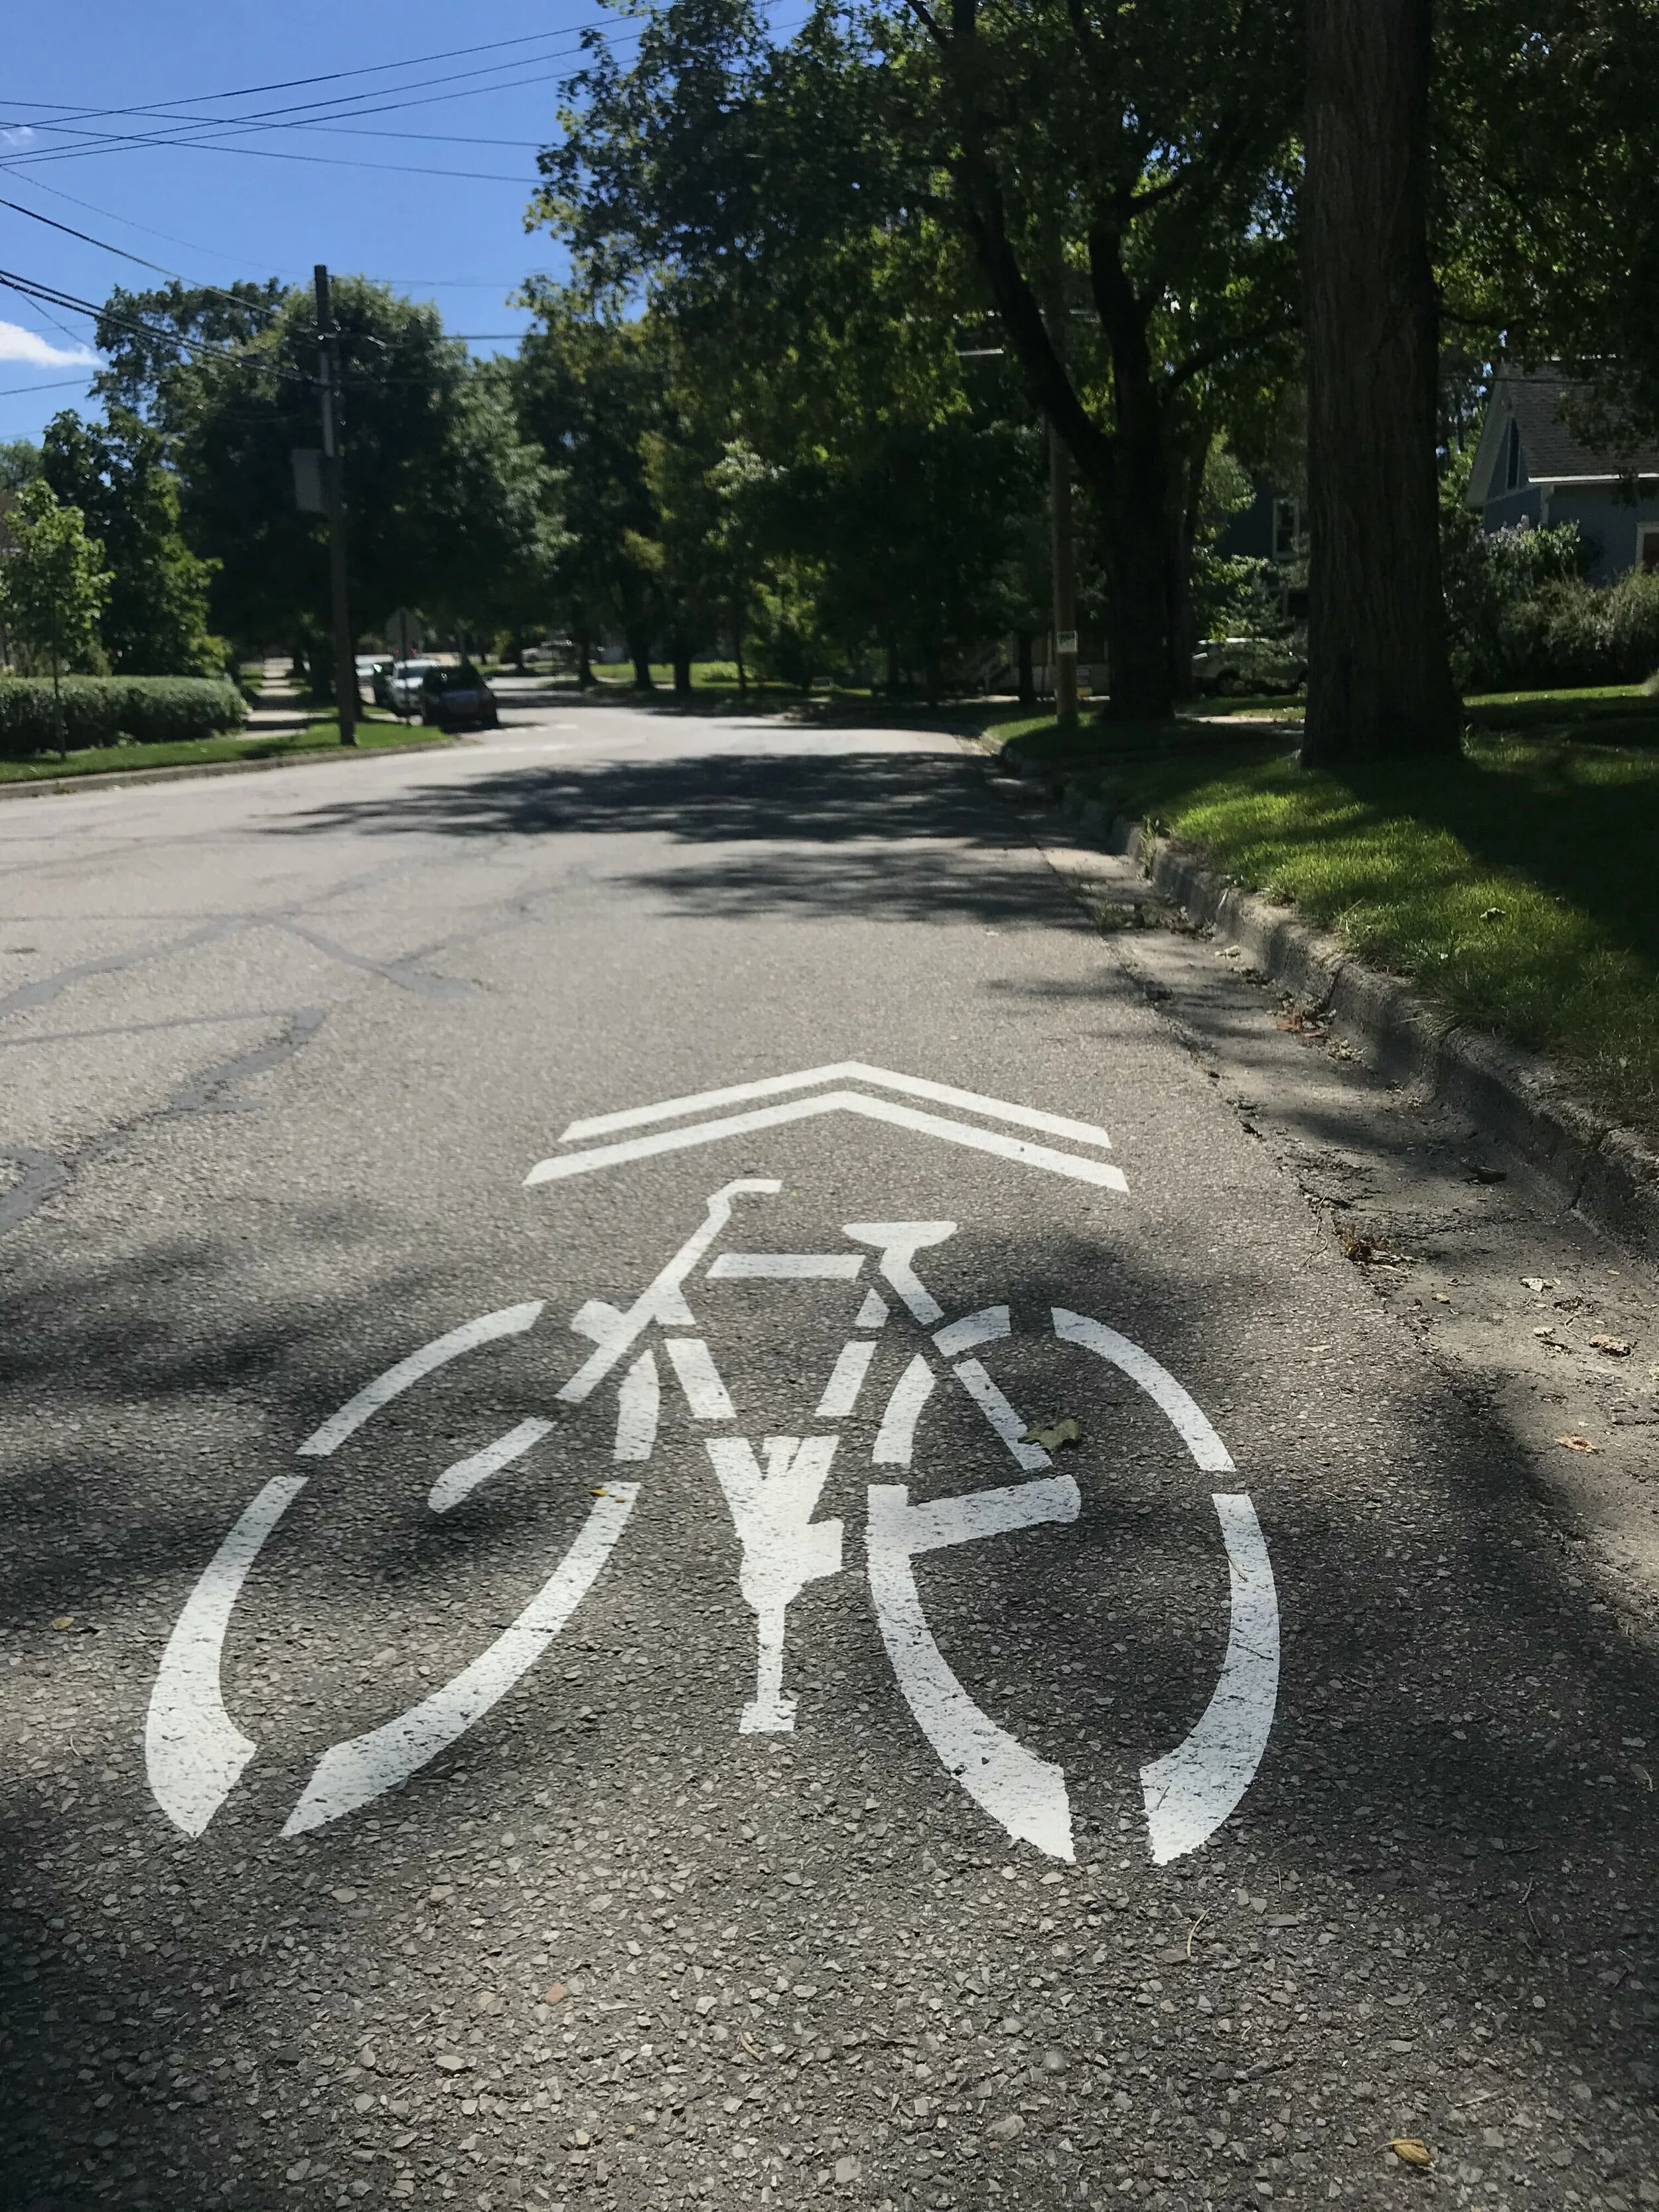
389;658;440;715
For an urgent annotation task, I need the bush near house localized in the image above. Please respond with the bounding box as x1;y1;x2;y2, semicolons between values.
0;676;248;757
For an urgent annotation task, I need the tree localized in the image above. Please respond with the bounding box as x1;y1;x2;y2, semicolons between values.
513;293;670;686
539;0;1304;720
95;278;561;664
42;407;220;676
1;439;41;494
1302;0;1460;762
0;479;111;755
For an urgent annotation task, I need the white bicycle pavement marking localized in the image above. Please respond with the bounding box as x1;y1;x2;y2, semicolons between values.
427;1416;552;1514
145;1475;309;1839
144;1172;1280;1866
296;1301;545;1458
707;1435;845;1735
867;1474;1083;1860
281;1483;640;1836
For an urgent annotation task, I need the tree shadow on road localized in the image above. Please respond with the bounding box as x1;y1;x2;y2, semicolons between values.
262;750;1070;930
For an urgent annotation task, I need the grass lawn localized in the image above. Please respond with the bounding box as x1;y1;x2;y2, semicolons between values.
0;714;451;785
981;698;1659;1143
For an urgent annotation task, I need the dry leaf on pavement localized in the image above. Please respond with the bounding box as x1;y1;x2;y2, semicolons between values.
1020;1418;1082;1451
1556;1436;1598;1453
1388;2138;1433;2167
1589;1335;1631;1357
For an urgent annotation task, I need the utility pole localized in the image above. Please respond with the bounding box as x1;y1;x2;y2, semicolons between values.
314;264;357;746
1043;277;1079;731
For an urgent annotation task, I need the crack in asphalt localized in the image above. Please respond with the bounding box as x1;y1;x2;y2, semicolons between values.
0;1005;327;1238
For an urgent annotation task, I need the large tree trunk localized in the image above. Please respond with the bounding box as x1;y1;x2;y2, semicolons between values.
672;642;693;698
1303;0;1460;762
1016;629;1035;704
628;633;654;690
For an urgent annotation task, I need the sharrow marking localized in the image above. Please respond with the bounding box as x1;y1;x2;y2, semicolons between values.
842;1221;956;1325
556;1180;778;1405
707;1436;844;1733
873;1354;938;1465
297;1303;545;1458
526;1092;1130;1191
559;1062;1118;1151
1052;1309;1234;1471
427;1419;552;1514
559;1057;1119;1150
613;1349;661;1461
816;1339;877;1419
145;1476;309;1838
952;1359;1052;1471
281;1484;640;1835
664;1337;737;1422
855;1289;890;1329
932;1305;1009;1359
1139;1495;1280;1863
867;1476;1080;1860
707;1252;865;1280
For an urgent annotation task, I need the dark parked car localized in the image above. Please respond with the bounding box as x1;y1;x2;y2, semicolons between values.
419;663;499;731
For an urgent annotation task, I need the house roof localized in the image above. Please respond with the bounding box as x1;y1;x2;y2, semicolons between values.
1467;368;1659;506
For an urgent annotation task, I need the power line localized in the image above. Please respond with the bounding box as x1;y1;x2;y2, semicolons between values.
0;373;96;397
0;21;619;128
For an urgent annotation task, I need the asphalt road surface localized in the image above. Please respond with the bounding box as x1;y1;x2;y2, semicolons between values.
2;692;1656;2212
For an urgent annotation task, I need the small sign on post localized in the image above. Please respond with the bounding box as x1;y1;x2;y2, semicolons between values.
1055;629;1079;658
387;607;424;659
291;449;326;514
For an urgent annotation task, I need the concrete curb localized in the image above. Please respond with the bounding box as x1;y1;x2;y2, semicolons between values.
1046;775;1659;1261
0;735;459;803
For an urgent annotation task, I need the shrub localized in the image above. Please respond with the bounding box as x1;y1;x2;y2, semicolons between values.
0;676;248;757
1492;569;1659;692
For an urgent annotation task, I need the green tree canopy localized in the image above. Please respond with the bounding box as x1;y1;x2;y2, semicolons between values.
42;407;220;677
0;477;113;750
95;277;562;654
536;0;1305;717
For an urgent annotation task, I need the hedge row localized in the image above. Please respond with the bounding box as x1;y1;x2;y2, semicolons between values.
0;676;249;757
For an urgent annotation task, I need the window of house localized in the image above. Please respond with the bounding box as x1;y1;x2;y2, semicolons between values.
1272;498;1301;559
1504;419;1522;492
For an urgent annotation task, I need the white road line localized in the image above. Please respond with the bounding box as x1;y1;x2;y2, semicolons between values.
952;1359;1052;1471
707;1436;843;1733
707;1253;866;1280
1051;1310;1235;1471
559;1061;1118;1151
145;1475;309;1838
873;1353;937;1464
816;1339;877;1419
1139;1495;1280;1864
933;1305;1010;1358
526;1092;1130;1191
842;1221;957;1325
613;1349;661;1461
664;1337;737;1422
427;1418;551;1514
855;1289;891;1329
556;1179;778;1405
281;1483;640;1835
296;1303;545;1457
867;1477;1080;1860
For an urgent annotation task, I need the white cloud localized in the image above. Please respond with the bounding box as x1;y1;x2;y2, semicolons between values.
0;320;100;368
1;127;38;149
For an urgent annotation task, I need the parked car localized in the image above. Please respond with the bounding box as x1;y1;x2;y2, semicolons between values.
388;657;440;715
419;663;499;731
356;654;394;707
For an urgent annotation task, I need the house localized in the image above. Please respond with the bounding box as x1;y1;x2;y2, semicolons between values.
1465;368;1659;582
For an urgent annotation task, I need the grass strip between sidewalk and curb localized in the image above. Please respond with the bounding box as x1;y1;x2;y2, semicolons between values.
984;698;1659;1147
0;715;454;790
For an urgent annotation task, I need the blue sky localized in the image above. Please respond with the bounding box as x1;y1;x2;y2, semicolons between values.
0;0;634;447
